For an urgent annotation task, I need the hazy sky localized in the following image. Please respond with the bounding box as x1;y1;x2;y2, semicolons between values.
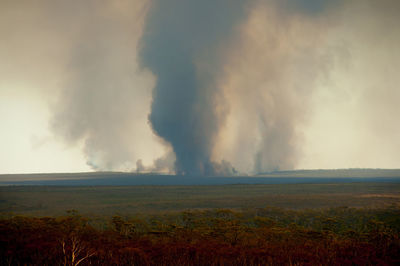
1;0;399;174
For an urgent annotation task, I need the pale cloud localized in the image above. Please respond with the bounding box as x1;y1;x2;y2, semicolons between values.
299;0;400;169
213;0;340;173
0;0;166;173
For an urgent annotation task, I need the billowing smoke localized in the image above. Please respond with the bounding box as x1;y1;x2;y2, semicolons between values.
139;0;344;175
47;0;166;171
213;0;345;173
139;0;251;175
3;0;399;174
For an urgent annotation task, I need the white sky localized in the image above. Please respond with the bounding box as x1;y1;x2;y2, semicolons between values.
0;87;90;173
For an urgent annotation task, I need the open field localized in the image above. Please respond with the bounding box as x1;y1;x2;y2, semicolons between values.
1;182;399;217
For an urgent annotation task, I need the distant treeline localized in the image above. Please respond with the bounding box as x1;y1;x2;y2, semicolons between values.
258;168;400;177
1;206;399;265
1;170;400;186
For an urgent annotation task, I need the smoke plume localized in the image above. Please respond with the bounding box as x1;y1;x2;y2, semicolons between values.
3;0;399;174
139;0;251;175
213;0;345;173
47;0;165;171
139;0;344;174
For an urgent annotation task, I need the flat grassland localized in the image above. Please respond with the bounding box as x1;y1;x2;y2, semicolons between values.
1;182;399;217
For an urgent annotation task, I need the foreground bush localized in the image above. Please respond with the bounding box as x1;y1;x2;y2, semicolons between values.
1;207;399;265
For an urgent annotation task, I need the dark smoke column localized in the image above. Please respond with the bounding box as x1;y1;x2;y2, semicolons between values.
139;0;249;175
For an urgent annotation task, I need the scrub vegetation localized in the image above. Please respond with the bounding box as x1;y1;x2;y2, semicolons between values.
1;182;399;265
1;183;399;217
1;206;400;265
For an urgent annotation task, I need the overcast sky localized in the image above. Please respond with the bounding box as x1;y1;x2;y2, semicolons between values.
1;0;399;174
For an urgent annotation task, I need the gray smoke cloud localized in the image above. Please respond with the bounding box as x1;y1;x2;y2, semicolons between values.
2;0;399;174
48;0;159;171
139;0;252;175
19;0;169;171
139;0;345;175
251;0;342;173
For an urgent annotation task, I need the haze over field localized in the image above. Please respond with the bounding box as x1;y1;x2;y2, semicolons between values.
1;0;399;175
